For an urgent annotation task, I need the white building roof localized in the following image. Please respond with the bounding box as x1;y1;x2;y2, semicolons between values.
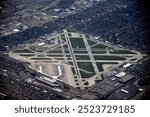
123;63;131;68
38;42;46;46
115;72;126;78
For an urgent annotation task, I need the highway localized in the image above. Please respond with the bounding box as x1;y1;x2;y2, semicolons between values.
0;92;7;97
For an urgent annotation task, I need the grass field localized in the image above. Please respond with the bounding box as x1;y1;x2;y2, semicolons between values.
71;67;76;75
31;58;52;60
47;51;63;53
19;54;35;57
87;40;97;46
94;55;126;60
110;49;136;54
75;55;90;60
73;50;88;53
13;49;34;53
55;58;64;60
60;34;66;41
91;44;107;49
47;55;64;57
96;62;118;72
70;38;86;48
77;62;95;73
80;70;96;78
47;47;62;53
29;46;48;52
63;44;68;48
92;51;107;54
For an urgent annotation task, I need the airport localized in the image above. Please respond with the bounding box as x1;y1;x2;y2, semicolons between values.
9;29;144;90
